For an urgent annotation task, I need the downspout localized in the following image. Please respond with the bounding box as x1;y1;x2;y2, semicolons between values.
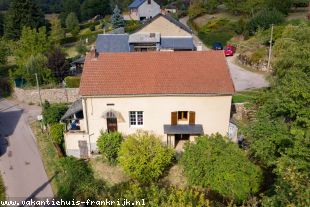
83;97;92;154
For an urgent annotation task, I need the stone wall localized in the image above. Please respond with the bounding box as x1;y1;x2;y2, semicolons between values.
13;87;80;104
231;103;247;121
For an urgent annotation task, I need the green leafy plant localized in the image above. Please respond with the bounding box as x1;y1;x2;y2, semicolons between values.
42;101;68;125
64;76;80;88
118;131;174;184
50;123;65;145
97;131;123;165
181;134;263;201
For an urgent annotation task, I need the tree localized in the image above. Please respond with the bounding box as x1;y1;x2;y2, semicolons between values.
50;123;65;145
247;8;285;35
42;101;68;125
0;39;10;65
65;12;80;36
60;0;81;24
49;15;65;46
80;0;111;21
118;131;174;184
47;47;69;83
4;0;45;39
267;0;293;15
188;0;205;19
97;131;123;164
181;134;263;201
111;5;124;29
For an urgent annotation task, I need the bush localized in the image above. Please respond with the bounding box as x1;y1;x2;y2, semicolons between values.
118;131;175;184
97;131;123;164
247;8;285;35
124;20;142;33
0;175;5;201
181;134;263;201
64;76;80;88
50;123;65;145
42;101;68;125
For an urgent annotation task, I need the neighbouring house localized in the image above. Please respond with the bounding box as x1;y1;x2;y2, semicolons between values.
129;14;195;51
164;3;177;14
129;0;161;21
70;57;85;75
63;51;235;158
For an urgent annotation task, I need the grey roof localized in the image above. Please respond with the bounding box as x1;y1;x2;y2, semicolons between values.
129;0;145;8
133;14;192;34
164;124;204;134
70;56;85;66
129;32;161;43
161;37;195;50
61;99;83;121
96;34;130;53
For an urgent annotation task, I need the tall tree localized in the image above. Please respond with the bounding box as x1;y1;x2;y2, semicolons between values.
65;12;80;36
47;47;69;83
4;0;45;40
111;5;124;29
49;15;65;46
60;0;81;25
0;39;9;65
80;0;111;21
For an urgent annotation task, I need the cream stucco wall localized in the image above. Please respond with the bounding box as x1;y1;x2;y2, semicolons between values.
130;0;160;20
137;16;192;36
81;95;231;149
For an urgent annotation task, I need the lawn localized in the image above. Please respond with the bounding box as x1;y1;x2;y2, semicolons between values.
232;89;263;103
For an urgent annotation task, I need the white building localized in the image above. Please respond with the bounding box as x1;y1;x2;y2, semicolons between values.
128;0;160;21
63;51;235;158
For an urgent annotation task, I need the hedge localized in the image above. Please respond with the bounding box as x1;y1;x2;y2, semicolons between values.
64;76;80;88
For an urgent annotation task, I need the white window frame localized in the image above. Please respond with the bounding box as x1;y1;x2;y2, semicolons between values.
129;111;144;127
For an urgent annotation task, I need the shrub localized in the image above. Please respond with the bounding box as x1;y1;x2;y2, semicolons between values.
124;20;142;33
50;123;65;145
0;175;5;201
89;25;95;31
247;8;285;35
64;76;80;88
42;101;68;125
188;1;205;19
97;131;123;165
118;131;175;184
181;134;263;201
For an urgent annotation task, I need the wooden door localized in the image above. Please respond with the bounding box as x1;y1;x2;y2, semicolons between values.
189;111;195;124
78;140;88;159
171;112;177;125
107;118;118;132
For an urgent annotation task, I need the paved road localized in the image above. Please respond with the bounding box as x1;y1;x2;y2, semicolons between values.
0;98;53;202
179;16;269;91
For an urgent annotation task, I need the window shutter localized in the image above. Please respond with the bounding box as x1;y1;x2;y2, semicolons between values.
171;112;177;125
189;111;195;124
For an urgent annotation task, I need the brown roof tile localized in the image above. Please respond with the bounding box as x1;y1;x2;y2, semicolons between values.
79;51;235;96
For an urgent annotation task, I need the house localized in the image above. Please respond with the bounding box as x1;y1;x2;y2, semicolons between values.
63;51;235;158
128;0;161;21
129;14;195;51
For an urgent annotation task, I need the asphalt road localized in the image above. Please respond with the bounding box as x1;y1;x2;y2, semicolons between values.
0;98;53;202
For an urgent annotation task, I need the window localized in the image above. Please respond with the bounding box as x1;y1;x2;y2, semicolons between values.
177;111;188;120
129;111;143;126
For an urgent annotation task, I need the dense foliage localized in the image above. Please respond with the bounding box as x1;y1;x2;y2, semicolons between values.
47;47;69;83
247;9;285;34
97;131;123;164
42;101;68;125
4;0;45;39
65;12;80;36
243;24;310;206
118;131;174;184
181;134;262;201
50;123;65;145
80;0;111;21
49;16;65;46
111;5;124;29
64;76;80;88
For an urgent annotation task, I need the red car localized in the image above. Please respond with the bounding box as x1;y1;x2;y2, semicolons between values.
224;45;236;56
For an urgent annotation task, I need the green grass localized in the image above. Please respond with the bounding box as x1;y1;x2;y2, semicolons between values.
0;174;5;201
232;90;262;103
30;121;59;194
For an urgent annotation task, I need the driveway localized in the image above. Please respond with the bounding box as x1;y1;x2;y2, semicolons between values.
0;98;53;203
179;16;269;91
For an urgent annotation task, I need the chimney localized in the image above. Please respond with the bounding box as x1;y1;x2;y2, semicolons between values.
89;45;99;60
196;42;203;51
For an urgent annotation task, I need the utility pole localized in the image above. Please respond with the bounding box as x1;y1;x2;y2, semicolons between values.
267;24;274;70
35;73;42;107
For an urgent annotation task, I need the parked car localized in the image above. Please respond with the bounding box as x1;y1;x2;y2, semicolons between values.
224;44;236;56
212;42;223;50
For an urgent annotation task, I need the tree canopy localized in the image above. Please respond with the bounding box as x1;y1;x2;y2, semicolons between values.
4;0;45;39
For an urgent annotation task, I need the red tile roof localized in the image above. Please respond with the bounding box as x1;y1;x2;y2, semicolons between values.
79;51;235;96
